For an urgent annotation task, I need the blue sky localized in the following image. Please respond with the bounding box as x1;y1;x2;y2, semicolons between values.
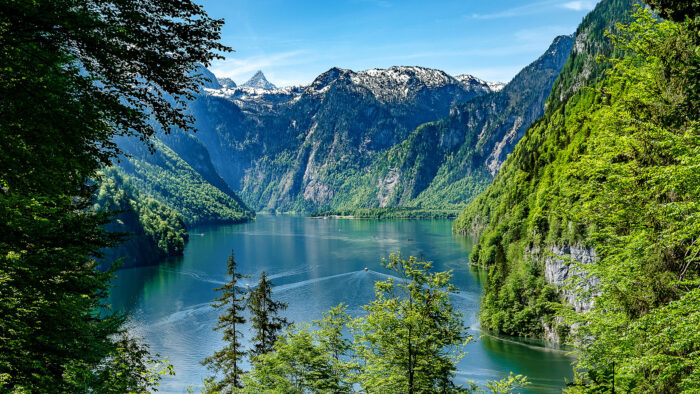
202;0;601;86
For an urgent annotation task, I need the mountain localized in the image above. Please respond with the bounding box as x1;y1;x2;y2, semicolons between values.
334;34;574;210
114;134;254;226
241;70;277;89
95;168;188;269
186;65;498;212
216;77;236;89
112;34;574;222
455;74;504;92
453;0;638;341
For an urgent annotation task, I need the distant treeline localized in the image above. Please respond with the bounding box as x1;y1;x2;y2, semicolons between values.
311;207;460;219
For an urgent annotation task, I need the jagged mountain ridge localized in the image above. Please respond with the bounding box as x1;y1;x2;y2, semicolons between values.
241;70;277;89
117;49;573;214
186;65;499;212
346;34;576;210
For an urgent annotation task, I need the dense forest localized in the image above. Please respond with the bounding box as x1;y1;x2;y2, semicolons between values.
0;0;229;390
455;0;700;391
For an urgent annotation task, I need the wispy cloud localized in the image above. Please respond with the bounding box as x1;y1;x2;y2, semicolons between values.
209;50;311;82
470;0;599;19
559;1;597;11
470;0;558;19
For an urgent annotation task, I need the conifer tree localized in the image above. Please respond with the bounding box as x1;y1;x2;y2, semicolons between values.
202;251;248;392
248;272;290;358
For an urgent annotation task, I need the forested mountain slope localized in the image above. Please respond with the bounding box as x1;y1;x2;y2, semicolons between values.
455;0;700;390
115;135;254;226
454;0;637;338
94;168;188;268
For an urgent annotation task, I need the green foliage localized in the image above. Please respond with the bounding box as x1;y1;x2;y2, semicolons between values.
482;373;530;394
242;322;354;393
0;0;226;389
207;254;527;393
248;272;291;358
203;251;249;392
454;0;638;338
117;138;254;226
352;253;472;393
557;9;700;392
644;0;700;22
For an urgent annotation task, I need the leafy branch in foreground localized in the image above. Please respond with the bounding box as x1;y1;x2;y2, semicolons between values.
1;0;228;390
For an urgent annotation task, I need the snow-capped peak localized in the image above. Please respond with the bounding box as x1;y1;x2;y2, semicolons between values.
454;74;504;93
241;71;277;90
349;66;467;102
217;77;236;89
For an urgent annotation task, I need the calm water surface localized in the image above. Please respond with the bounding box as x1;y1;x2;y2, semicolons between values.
109;215;573;392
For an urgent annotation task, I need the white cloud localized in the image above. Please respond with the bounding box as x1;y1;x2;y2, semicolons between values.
559;1;598;11
209;50;311;83
470;0;599;19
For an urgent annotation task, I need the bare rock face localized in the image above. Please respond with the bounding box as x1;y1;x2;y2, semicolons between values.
529;244;600;313
527;244;600;343
377;168;400;207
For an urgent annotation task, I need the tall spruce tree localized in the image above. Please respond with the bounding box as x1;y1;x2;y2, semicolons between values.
0;0;228;390
248;272;290;358
202;251;248;392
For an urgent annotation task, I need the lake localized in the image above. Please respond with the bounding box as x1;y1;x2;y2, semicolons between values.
109;215;573;392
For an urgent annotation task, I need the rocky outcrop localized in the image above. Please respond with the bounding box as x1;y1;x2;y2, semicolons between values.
543;244;599;313
527;244;600;342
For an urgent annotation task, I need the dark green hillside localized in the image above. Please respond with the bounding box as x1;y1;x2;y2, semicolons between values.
115;137;254;226
95;168;188;268
456;0;700;391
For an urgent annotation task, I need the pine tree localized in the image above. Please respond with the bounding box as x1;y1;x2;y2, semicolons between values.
248;272;290;358
202;251;248;392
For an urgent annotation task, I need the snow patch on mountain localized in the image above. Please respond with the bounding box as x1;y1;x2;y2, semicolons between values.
216;77;236;89
241;71;277;90
455;74;504;92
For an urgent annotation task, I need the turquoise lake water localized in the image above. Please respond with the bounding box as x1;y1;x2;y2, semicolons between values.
109;215;573;392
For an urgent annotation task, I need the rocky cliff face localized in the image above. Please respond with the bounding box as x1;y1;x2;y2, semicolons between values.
355;34;575;209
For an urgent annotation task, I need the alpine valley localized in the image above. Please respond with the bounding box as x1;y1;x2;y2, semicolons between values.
6;0;700;391
103;31;578;266
100;0;700;389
